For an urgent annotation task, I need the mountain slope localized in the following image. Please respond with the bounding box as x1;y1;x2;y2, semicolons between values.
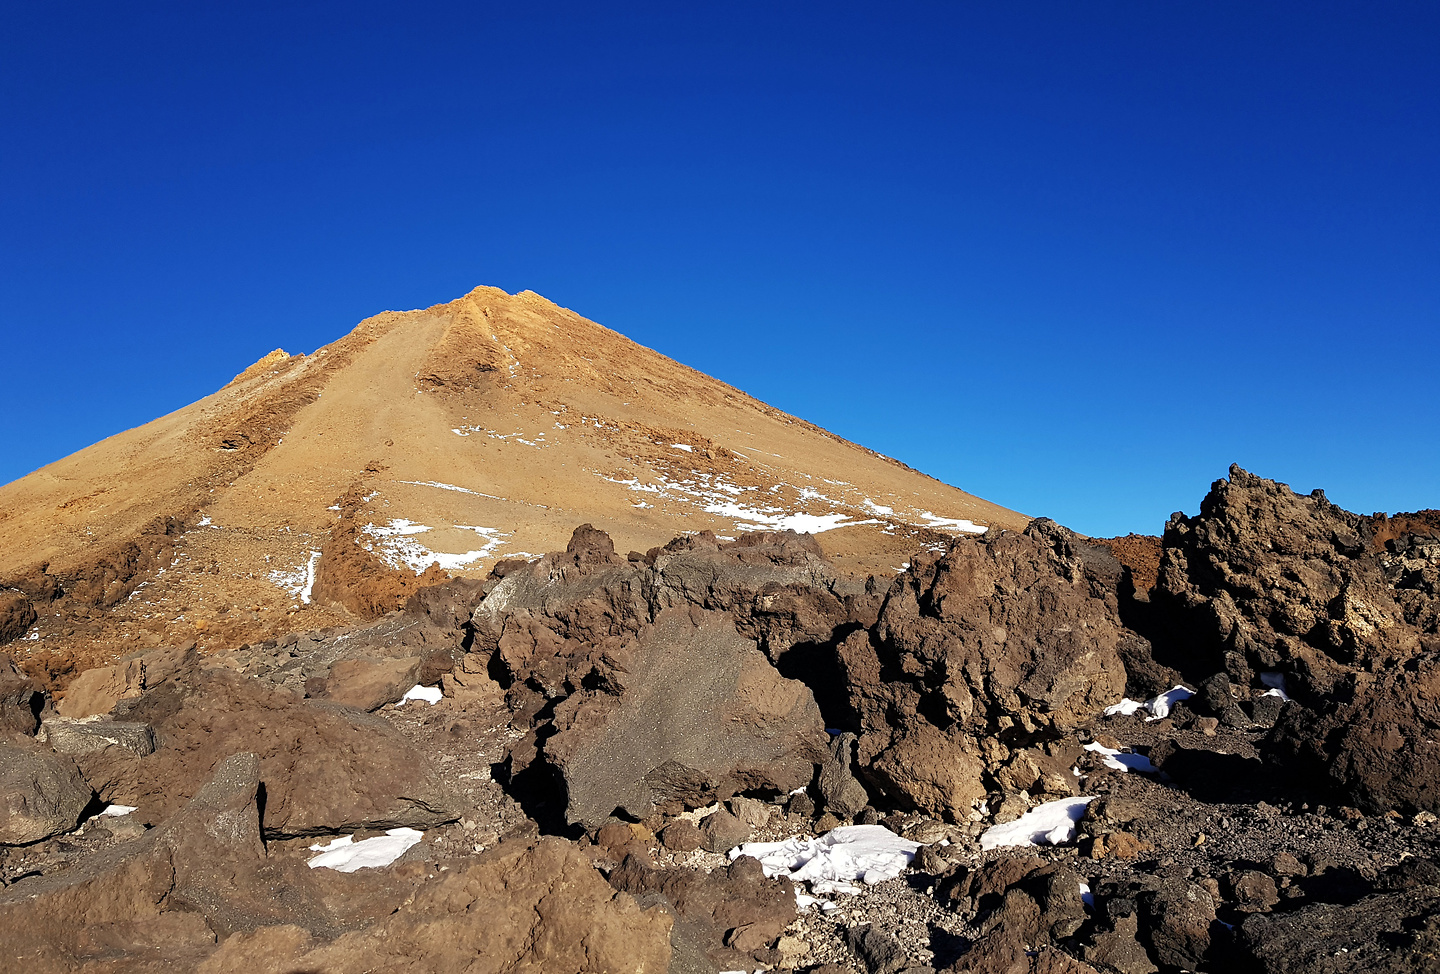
0;286;1026;676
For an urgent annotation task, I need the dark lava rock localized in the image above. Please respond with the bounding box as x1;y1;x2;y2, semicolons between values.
846;922;909;974
0;590;37;645
0;654;43;737
1152;465;1440;699
611;849;797;970
1232;887;1440;973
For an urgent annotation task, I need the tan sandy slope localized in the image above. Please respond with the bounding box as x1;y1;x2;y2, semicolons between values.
0;286;1026;678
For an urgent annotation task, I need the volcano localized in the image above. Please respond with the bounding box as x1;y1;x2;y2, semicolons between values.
0;286;1024;675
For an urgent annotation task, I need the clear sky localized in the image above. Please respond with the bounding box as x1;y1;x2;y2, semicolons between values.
3;3;1436;537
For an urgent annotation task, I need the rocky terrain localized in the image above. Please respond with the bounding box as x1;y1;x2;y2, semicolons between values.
3;464;1439;972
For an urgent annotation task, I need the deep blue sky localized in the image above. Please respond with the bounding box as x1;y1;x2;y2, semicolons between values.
3;3;1437;537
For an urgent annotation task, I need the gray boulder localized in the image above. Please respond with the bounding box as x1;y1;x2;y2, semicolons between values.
0;740;91;845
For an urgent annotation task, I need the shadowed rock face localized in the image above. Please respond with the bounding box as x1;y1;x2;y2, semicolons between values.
1143;465;1440;813
842;519;1129;820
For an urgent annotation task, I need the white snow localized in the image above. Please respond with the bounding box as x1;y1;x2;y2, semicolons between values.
1080;881;1094;909
672;443;694;452
1104;685;1194;721
863;499;895;516
1083;742;1156;774
397;684;442;706
915;512;988;534
100;804;138;817
267;550;321;604
360;519;508;574
1260;672;1291;701
396;480;499;498
730;824;921;896
307;828;424;872
979;797;1097;851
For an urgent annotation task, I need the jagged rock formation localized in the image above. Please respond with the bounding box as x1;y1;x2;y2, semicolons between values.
2;463;1439;972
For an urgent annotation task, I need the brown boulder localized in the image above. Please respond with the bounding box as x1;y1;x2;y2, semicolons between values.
56;643;196;719
0;589;37;644
96;670;461;835
199;837;674;973
0;653;43;736
320;655;422;711
1152;466;1440;699
849;520;1128;818
1266;650;1440;814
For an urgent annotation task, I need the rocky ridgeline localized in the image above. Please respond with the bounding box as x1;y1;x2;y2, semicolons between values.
2;466;1439;972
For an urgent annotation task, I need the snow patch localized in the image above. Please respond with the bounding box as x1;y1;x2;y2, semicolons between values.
863;499;895;516
398;684;442;706
360;520;508;574
916;512;987;534
672;443;694;452
1260;672;1291;701
1083;742;1156;774
1104;685;1195;721
730;824;921;896
980;797;1096;851
100;804;138;818
308;828;424;872
267;550;321;604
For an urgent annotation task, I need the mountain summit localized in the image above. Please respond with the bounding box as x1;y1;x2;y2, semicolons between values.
0;286;1024;671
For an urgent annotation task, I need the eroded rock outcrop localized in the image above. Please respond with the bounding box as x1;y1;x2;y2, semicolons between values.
1153;465;1440;699
840;520;1129;819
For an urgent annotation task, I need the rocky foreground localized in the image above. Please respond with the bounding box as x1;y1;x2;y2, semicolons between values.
3;466;1439;973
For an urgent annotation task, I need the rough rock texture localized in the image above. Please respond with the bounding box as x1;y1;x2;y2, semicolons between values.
0;653;43;737
0;589;37;644
611;849;798;971
56;643;196;719
94;670;461;835
0;740;91;845
201;838;674;974
0;752;432;970
320;655;422;711
536;606;825;828
1266;650;1440;814
1232;887;1440;973
843;520;1129;819
41;718;156;757
480;527;837;828
1152;465;1440;699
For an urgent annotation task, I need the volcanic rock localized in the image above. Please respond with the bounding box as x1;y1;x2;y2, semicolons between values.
610;849;797;970
319;655;422;711
0;740;90;845
540;606;825;828
94;669;461;835
1152;465;1440;699
846;519;1128;818
0;653;43;737
1266;649;1440;814
1232;886;1440;973
0;590;36;644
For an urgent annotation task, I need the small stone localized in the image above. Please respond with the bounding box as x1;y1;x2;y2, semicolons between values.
815;812;842;833
701;808;751;853
660;819;703;853
1193;716;1220;736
